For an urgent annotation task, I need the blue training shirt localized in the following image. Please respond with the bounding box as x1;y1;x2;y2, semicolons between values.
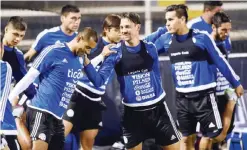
0;60;17;132
32;26;77;53
150;29;239;93
84;40;166;107
76;37;112;97
28;43;83;119
187;16;232;52
3;46;36;99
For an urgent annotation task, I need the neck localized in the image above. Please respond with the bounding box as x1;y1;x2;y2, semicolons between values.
177;26;189;35
60;25;74;36
125;37;140;47
102;36;113;44
3;38;13;48
201;13;212;24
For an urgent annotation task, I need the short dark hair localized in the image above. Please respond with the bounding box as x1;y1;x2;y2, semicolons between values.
204;1;223;11
80;27;98;43
212;12;231;28
61;4;80;16
7;16;27;31
102;14;121;36
121;12;141;24
165;4;188;22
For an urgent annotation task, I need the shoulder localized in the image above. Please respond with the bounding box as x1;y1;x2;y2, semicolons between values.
187;17;202;28
14;47;24;55
192;29;212;42
110;42;122;52
37;26;60;38
143;39;156;48
41;43;66;57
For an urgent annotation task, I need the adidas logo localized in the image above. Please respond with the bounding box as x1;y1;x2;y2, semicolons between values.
62;58;68;63
209;122;215;128
170;135;176;140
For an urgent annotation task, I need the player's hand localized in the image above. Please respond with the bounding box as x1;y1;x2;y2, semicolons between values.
235;84;244;98
12;105;24;118
101;44;117;57
83;54;90;66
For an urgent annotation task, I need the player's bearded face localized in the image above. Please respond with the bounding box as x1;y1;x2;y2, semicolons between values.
216;23;231;41
4;25;25;46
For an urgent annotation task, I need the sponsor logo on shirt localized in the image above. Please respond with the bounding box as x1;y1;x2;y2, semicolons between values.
68;69;83;79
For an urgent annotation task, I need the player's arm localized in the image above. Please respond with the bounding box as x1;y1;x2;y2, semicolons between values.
24;29;47;61
203;33;243;97
9;47;54;104
144;26;168;43
14;51;36;100
90;44;117;67
9;68;40;104
84;48;119;88
24;48;37;61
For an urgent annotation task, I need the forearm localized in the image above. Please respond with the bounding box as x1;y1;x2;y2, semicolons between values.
84;63;105;87
9;68;40;104
91;54;104;67
23;84;36;100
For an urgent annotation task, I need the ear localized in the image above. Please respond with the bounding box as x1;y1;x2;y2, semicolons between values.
77;33;84;43
136;24;141;31
61;16;64;23
5;26;8;33
212;24;216;31
103;27;109;33
181;16;186;23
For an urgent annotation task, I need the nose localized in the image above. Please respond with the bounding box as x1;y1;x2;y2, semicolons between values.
121;28;127;34
15;37;21;42
166;21;170;27
75;19;80;24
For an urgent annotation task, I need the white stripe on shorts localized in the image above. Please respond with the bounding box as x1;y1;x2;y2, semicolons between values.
30;112;42;138
15;139;20;150
164;101;182;140
209;93;222;129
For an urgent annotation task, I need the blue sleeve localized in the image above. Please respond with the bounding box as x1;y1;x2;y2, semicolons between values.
153;34;172;54
201;33;240;88
31;30;48;53
32;47;55;73
84;52;119;88
144;27;167;43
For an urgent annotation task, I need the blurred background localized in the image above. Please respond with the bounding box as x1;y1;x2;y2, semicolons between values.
1;1;247;149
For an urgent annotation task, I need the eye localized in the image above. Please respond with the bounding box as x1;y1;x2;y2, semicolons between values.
85;46;91;49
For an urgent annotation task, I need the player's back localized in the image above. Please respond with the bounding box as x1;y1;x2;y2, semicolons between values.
29;43;83;119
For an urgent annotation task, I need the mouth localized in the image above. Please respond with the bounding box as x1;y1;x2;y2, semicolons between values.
13;41;18;45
